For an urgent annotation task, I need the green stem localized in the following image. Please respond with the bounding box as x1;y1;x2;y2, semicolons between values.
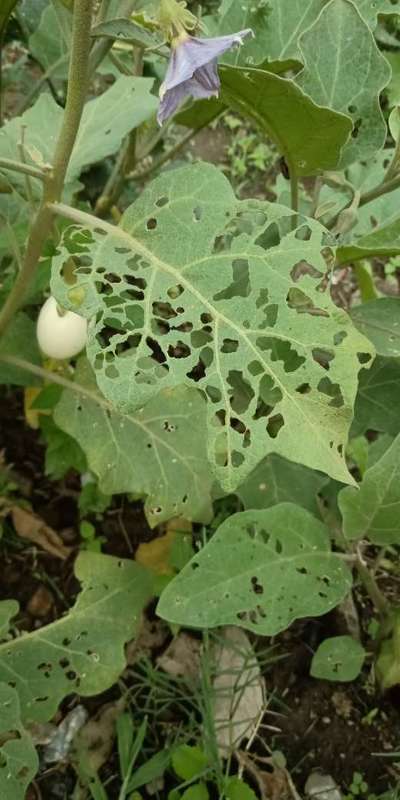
359;172;400;208
356;557;389;617
87;0;138;76
0;0;93;339
0;157;46;181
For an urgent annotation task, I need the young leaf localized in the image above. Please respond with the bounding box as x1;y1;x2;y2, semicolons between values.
350;299;400;358
237;453;327;516
310;636;366;682
181;786;209;800
352;357;400;437
339;434;400;545
297;0;391;166
91;18;158;49
220;66;352;177
172;745;208;781
0;553;153;722
51;163;373;491
54;359;214;526
157;504;353;635
0;683;39;800
225;777;258;800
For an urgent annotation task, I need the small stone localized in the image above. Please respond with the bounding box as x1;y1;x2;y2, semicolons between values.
305;772;343;800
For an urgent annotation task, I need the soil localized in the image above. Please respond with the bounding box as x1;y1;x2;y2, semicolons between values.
1;385;400;798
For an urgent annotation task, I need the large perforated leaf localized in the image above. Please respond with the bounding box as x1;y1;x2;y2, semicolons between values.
157;504;353;635
0;684;38;800
51;163;373;491
0;553;152;722
54;359;214;526
297;0;391;166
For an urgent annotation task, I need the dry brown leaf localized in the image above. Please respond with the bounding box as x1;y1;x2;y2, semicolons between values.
135;529;177;575
11;506;72;560
212;626;265;758
74;699;125;775
27;585;54;618
157;632;201;679
125;615;169;665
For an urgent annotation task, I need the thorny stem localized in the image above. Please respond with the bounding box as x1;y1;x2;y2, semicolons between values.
0;0;93;340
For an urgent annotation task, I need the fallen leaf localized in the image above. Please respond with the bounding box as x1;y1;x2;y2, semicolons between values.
44;705;88;764
73;699;125;775
27;584;54;618
212;627;265;758
157;632;201;679
125;615;169;665
11;506;72;560
136;529;177;575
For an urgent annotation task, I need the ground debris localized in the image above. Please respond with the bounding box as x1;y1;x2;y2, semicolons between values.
10;505;72;560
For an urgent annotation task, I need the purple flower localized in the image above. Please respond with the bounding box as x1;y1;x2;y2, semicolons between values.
158;29;253;125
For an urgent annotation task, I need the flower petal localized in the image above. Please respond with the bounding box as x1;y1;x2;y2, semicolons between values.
157;63;220;125
163;29;253;92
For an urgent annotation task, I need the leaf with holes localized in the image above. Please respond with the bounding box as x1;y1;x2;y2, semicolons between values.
220;66;352;177
339;434;400;545
0;684;39;800
51;163;373;491
350;299;400;358
296;0;391;167
354;0;400;27
310;636;366;682
237;453;327;517
156;505;353;635
0;553;153;722
53;359;214;526
351;357;400;437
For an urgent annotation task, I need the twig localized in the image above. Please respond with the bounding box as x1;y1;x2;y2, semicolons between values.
0;157;46;181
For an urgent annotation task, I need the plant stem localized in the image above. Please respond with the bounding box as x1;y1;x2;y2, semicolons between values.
0;157;46;181
355;556;390;617
0;0;93;339
359;172;400;208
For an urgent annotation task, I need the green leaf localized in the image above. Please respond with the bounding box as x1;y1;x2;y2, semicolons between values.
208;0;326;70
220;65;352;176
339;433;400;545
0;0;18;38
0;312;41;386
181;786;209;800
28;2;71;81
352;357;400;437
385;52;400;107
296;0;391;167
54;359;213;527
51;163;373;491
157;504;353;635
0;683;39;800
354;0;400;27
40;415;87;479
376;609;400;690
237;453;327;516
350;299;400;358
0;77;158;195
91;18;158;49
225;777;258;800
310;636;366;681
172;745;208;781
0;553;153;722
174;97;225;131
127;749;172;793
